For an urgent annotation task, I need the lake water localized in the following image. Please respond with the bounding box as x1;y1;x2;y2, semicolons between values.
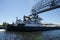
0;29;42;40
42;30;60;40
0;29;60;40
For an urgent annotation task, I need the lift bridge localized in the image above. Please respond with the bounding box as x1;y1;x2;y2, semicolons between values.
31;0;60;15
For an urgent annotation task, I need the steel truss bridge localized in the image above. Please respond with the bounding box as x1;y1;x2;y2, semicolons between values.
31;0;60;15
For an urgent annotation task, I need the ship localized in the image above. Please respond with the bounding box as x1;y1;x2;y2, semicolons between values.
6;0;60;32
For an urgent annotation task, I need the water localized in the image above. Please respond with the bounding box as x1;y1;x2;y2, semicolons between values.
0;29;42;40
0;29;60;40
42;30;60;40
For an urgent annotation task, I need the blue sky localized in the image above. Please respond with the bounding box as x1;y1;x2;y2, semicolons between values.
0;0;60;25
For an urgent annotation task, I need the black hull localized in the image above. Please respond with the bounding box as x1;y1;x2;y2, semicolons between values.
6;24;60;32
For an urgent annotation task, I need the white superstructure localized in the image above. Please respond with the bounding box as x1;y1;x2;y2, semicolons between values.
15;13;43;27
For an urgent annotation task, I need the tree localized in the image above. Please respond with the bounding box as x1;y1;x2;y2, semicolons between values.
2;22;9;27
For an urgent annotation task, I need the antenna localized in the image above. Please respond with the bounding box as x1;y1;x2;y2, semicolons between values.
16;17;18;21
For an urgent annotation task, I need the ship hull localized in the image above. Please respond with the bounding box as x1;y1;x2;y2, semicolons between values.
6;24;60;32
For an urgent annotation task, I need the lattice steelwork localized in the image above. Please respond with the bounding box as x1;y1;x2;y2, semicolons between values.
32;0;60;15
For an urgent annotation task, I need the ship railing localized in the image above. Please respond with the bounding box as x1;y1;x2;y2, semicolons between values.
42;24;60;27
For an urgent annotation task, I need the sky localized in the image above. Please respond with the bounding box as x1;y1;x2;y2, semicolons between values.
0;0;60;25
